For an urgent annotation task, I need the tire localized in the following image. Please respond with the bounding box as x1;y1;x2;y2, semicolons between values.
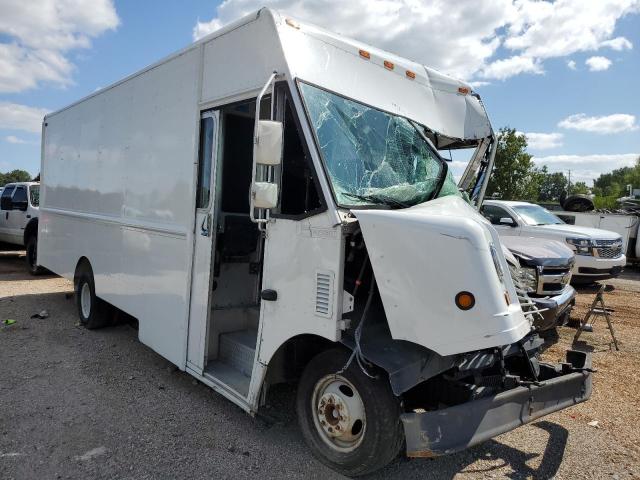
75;265;111;329
25;235;44;275
296;348;404;477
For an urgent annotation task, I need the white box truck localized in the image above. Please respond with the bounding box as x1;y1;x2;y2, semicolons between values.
38;9;591;476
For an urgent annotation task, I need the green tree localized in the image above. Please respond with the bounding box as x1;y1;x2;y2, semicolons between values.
570;181;590;195
538;169;568;201
593;157;640;198
0;169;32;186
486;128;540;201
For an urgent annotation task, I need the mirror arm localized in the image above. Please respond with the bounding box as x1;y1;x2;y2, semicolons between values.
250;71;278;227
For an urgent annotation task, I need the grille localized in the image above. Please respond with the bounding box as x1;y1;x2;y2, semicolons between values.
315;271;334;317
594;241;622;259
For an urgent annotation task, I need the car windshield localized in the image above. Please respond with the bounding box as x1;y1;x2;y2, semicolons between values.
299;83;461;208
513;204;564;226
29;185;39;207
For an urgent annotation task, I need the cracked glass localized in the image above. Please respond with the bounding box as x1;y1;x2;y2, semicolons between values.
300;83;460;208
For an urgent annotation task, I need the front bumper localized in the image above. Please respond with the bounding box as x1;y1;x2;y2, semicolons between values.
532;286;576;331
571;254;626;282
401;350;592;457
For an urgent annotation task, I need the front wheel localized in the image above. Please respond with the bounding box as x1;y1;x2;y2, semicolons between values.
296;349;404;477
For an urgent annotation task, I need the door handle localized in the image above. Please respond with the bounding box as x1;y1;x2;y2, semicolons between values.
200;213;211;237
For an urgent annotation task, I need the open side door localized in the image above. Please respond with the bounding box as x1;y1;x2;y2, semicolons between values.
187;110;219;373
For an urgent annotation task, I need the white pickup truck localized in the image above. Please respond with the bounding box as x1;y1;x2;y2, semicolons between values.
0;181;41;274
481;200;625;283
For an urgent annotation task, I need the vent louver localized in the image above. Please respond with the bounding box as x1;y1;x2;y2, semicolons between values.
315;271;334;318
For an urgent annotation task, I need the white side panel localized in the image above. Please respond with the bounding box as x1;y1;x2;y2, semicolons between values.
257;212;343;365
355;196;530;356
40;47;201;367
201;16;287;104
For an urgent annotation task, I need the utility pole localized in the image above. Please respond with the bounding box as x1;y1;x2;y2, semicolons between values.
567;169;571;194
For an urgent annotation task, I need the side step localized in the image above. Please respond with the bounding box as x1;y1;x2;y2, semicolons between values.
204;329;257;398
219;329;257;377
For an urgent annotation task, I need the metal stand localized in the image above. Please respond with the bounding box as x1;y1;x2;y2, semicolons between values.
573;284;619;351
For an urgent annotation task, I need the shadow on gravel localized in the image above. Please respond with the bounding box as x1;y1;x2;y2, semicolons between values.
0;250;56;280
362;420;569;479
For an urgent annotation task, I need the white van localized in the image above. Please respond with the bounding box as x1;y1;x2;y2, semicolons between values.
0;181;41;273
481;200;626;282
38;9;592;476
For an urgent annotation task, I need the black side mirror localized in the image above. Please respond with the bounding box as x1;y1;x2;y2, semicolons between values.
12;200;28;211
0;197;11;211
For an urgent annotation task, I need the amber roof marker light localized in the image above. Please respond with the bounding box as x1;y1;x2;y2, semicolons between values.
455;291;475;311
359;49;371;60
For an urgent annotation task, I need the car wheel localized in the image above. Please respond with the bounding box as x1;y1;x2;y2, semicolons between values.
75;265;111;329
296;348;404;477
25;235;43;275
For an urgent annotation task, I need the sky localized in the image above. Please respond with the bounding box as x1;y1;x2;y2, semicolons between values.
0;0;639;186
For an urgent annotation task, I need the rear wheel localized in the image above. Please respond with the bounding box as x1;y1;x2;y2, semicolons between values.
296;349;404;477
75;264;111;329
25;235;43;275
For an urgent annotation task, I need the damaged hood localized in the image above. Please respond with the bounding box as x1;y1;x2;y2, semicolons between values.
534;224;621;241
353;196;530;356
500;236;575;268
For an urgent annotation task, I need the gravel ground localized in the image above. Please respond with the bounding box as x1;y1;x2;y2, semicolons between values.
1;247;639;479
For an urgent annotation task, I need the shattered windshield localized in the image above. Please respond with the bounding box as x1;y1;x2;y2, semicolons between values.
299;82;460;208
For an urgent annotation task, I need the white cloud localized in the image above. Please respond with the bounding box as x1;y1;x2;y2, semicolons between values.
0;0;119;93
558;113;638;134
0;102;49;133
585;56;612;71
567;60;577;70
468;81;491;89
533;153;639;184
4;135;27;144
518;132;564;150
192;0;640;82
480;55;543;80
601;36;633;50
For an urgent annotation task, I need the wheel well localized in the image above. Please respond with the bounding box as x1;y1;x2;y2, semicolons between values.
265;335;347;386
73;257;92;286
23;218;38;246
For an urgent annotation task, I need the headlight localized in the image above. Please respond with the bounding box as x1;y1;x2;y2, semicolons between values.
566;237;593;256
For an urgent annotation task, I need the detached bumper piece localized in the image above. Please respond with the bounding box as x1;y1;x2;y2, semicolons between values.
401;350;592;458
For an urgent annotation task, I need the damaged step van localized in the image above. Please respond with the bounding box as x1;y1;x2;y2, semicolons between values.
38;9;592;476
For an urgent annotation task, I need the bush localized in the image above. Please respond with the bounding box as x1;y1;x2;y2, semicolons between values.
593;196;619;210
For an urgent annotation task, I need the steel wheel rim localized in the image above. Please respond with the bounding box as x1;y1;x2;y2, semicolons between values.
80;283;91;319
311;374;366;452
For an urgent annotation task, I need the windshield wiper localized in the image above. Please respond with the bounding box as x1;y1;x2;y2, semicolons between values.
343;192;410;209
